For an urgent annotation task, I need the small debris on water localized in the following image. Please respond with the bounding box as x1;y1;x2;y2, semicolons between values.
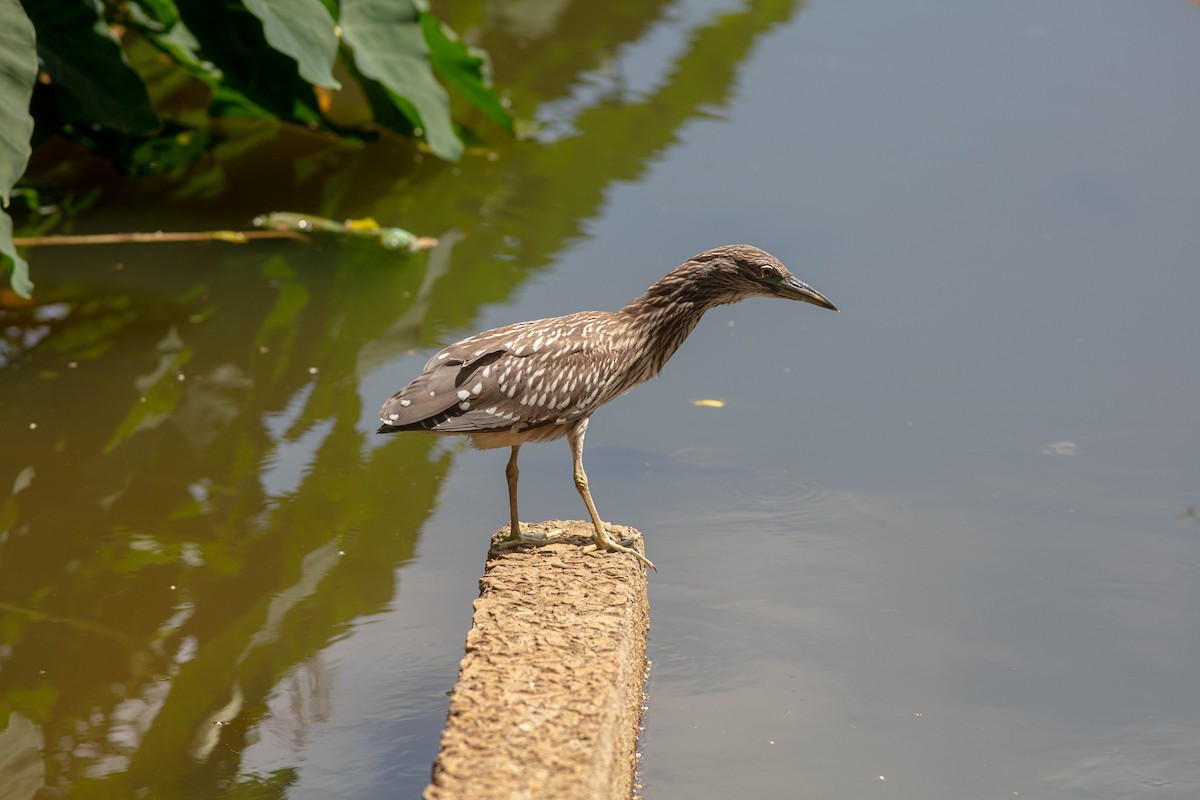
1041;440;1078;456
692;399;726;408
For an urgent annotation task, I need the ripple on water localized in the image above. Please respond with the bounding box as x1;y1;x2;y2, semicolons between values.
646;473;897;690
1039;719;1200;798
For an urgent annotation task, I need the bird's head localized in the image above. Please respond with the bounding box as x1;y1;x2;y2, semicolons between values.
670;244;839;311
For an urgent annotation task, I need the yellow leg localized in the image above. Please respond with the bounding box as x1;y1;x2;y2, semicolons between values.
495;445;566;549
505;445;521;539
568;419;655;571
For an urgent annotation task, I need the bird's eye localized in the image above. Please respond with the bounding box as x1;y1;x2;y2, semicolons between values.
758;264;777;280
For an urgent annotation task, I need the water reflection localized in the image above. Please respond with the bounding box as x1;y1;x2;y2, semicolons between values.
0;242;452;795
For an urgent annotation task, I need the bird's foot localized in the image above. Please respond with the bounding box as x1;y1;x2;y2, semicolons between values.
493;525;568;550
582;529;656;571
616;530;642;548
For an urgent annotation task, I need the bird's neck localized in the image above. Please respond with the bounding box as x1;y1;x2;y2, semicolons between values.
617;280;723;378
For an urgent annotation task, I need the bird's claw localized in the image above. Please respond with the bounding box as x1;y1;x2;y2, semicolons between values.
582;531;656;571
496;525;655;571
494;528;567;550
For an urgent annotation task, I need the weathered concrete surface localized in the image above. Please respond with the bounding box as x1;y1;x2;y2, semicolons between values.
424;520;650;800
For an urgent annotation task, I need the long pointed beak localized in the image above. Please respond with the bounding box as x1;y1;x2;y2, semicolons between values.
778;276;838;311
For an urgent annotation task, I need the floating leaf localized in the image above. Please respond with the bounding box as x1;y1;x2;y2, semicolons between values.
343;216;382;232
253;211;434;250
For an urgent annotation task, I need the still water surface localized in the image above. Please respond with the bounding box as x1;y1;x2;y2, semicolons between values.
3;1;1199;798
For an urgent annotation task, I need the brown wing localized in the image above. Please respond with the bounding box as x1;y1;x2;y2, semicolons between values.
377;311;617;435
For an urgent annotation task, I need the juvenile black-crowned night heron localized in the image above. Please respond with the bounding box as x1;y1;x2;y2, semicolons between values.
377;244;837;569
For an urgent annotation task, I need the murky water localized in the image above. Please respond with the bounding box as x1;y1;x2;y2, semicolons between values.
3;1;1200;797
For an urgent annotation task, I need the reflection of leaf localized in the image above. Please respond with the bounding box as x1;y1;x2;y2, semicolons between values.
227;767;299;800
3;685;59;725
0;711;43;800
103;329;193;453
12;465;35;494
0;465;34;535
0;601;133;647
255;259;310;380
172;125;281;200
175;363;254;452
40;294;137;361
125;126;212;176
0;496;17;536
108;534;179;575
240;541;340;661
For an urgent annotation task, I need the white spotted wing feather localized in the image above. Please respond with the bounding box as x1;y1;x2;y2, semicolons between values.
377;311;629;446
